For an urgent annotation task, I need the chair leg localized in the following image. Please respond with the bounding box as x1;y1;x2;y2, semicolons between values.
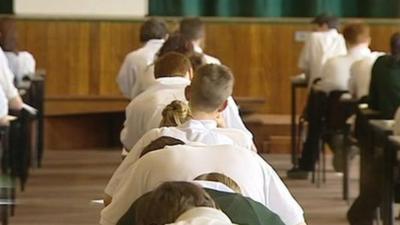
322;141;327;184
343;130;350;202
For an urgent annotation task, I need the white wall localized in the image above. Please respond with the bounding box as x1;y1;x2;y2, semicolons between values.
14;0;148;17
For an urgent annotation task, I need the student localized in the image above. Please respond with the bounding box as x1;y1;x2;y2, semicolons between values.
179;18;220;64
116;18;169;99
347;32;400;225
134;182;233;225
120;52;192;152
0;48;23;111
0;18;35;85
298;13;347;87
368;32;400;119
101;142;305;225
316;22;375;93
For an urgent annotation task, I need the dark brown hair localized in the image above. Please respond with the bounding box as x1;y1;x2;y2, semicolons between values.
140;18;168;43
154;52;192;78
135;182;216;225
179;17;205;41
342;22;370;46
140;136;185;158
157;34;194;58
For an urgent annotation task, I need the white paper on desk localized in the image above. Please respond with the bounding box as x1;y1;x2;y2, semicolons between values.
22;103;38;115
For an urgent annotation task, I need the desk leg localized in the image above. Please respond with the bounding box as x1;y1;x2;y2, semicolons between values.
291;84;297;167
382;142;395;225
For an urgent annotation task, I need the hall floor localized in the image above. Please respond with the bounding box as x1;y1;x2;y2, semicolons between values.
7;149;396;225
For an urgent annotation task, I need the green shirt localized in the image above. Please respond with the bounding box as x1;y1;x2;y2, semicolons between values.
369;55;400;119
117;188;285;225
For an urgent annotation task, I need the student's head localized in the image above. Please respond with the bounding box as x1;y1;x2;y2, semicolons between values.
390;32;400;58
311;13;339;31
0;18;17;52
160;100;191;127
154;52;193;79
179;18;205;44
195;173;242;193
135;181;216;225
139;18;169;43
189;53;207;72
157;34;194;58
342;22;371;48
185;64;234;113
140;136;185;158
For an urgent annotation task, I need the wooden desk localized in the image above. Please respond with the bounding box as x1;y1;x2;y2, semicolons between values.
368;120;395;225
235;96;266;116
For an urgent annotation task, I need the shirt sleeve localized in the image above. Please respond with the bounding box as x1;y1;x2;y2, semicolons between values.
0;88;8;118
116;54;137;99
258;156;305;225
0;53;19;100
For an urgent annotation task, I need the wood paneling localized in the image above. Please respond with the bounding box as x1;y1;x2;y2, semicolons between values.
14;18;400;116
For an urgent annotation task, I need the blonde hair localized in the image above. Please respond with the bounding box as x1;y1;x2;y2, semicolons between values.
160;100;192;127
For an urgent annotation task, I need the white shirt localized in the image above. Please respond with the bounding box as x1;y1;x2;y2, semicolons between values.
168;207;235;225
349;52;385;100
5;51;35;84
0;87;8;118
120;77;190;150
116;39;165;99
316;46;373;93
0;47;19;100
106;119;255;196
298;29;347;87
194;45;221;65
100;144;304;225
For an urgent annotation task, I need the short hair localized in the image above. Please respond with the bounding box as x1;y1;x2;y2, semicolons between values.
179;17;205;41
311;13;339;30
190;64;234;112
135;181;216;225
140;136;185;158
154;52;192;78
342;22;370;46
189;53;207;71
160;100;191;127
195;173;242;193
157;34;194;57
140;18;168;43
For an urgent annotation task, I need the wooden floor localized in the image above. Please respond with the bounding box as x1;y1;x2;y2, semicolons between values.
8;149;399;225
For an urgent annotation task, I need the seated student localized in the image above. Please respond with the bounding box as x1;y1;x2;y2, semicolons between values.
298;13;347;88
0;18;35;85
0;49;23;111
101;140;305;225
135;182;234;225
0;87;8;125
347;33;400;225
179;18;220;64
367;32;400;119
120;52;192;151
316;22;375;93
116;18;169;99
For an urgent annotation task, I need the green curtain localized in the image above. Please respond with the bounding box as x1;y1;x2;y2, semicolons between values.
149;0;400;17
0;0;13;14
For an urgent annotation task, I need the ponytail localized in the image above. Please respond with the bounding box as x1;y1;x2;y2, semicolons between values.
160;100;191;127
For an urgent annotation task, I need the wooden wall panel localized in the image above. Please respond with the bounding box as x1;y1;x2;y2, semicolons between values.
13;18;400;116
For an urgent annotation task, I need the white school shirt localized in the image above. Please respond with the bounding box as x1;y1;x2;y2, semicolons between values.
168;207;235;225
116;39;164;99
106;119;254;196
298;29;347;87
0;87;8;118
349;52;385;100
0;47;19;100
120;77;190;150
100;144;304;225
5;51;35;84
194;45;221;65
316;46;373;93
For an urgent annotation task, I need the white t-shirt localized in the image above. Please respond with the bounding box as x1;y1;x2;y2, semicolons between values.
0;47;19;100
349;52;385;100
298;29;347;87
120;77;190;150
316;46;373;93
100;144;304;225
106;119;255;196
168;207;234;225
116;39;165;99
5;51;35;84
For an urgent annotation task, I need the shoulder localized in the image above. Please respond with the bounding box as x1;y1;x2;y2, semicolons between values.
203;54;221;65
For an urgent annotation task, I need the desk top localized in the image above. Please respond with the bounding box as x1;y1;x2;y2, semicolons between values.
369;120;395;134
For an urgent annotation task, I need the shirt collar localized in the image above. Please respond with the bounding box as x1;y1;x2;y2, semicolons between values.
145;39;165;48
175;207;232;223
180;119;218;130
194;44;204;54
348;45;371;58
155;77;190;86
